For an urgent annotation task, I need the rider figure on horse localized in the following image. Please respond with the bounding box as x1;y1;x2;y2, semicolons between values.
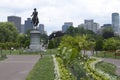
31;8;39;27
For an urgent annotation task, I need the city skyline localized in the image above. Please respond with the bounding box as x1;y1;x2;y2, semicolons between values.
0;0;120;34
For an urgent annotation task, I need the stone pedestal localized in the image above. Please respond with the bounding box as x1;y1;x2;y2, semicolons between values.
29;29;42;52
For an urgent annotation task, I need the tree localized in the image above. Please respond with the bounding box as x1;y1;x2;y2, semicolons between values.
103;38;120;52
78;35;89;55
49;31;64;40
40;33;48;44
0;22;18;42
65;26;96;38
65;26;76;36
102;27;114;39
48;39;55;49
95;39;103;52
17;34;30;48
48;31;64;49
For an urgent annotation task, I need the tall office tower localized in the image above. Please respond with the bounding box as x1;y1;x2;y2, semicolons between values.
83;19;99;33
62;22;73;33
93;23;99;33
84;20;94;30
7;16;21;33
24;18;33;33
39;24;45;34
112;13;119;33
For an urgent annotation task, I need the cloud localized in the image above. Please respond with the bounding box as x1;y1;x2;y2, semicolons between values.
0;0;120;34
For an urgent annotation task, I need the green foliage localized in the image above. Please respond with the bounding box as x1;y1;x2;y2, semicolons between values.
0;42;19;49
40;33;48;44
102;27;114;39
103;38;120;51
95;39;103;51
94;51;120;59
0;22;18;42
48;37;62;49
57;47;79;66
17;34;30;48
59;35;79;50
56;57;76;80
95;61;117;76
84;58;117;80
48;39;55;49
78;35;89;50
65;26;95;37
26;56;54;80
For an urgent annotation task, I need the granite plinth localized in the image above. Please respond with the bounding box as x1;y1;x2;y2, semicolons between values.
29;29;42;52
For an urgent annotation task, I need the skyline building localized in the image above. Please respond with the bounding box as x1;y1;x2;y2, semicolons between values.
7;16;21;33
39;24;45;34
112;13;120;33
83;19;99;33
24;18;33;33
101;24;112;29
21;24;24;34
62;22;73;33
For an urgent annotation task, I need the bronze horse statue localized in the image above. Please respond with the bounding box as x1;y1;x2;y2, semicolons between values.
31;8;39;27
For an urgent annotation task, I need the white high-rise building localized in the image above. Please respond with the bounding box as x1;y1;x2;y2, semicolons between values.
112;13;119;33
84;20;94;30
83;20;99;33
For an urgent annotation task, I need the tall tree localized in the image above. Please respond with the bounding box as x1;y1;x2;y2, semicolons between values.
0;22;18;42
102;27;114;39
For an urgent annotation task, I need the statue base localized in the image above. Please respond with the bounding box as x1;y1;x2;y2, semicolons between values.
29;29;42;52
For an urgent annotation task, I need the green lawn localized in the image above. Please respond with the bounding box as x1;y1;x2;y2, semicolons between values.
0;49;23;55
94;51;120;59
42;49;58;55
0;57;5;61
0;55;7;61
95;61;120;80
0;49;58;55
26;55;54;80
95;61;116;76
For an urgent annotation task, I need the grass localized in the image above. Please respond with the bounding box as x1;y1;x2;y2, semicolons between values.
0;54;7;61
0;49;58;55
26;55;54;80
94;51;120;59
0;49;23;55
0;57;6;61
42;49;58;55
95;61;120;79
95;61;117;76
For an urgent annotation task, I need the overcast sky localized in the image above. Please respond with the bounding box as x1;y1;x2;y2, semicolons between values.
0;0;120;34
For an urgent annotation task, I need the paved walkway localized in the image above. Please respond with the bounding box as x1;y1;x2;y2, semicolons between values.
0;55;40;80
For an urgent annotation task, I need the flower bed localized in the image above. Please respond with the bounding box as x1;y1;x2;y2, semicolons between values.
84;57;117;80
52;55;76;80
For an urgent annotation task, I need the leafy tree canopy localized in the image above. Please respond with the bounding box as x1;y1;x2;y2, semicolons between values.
0;22;18;42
